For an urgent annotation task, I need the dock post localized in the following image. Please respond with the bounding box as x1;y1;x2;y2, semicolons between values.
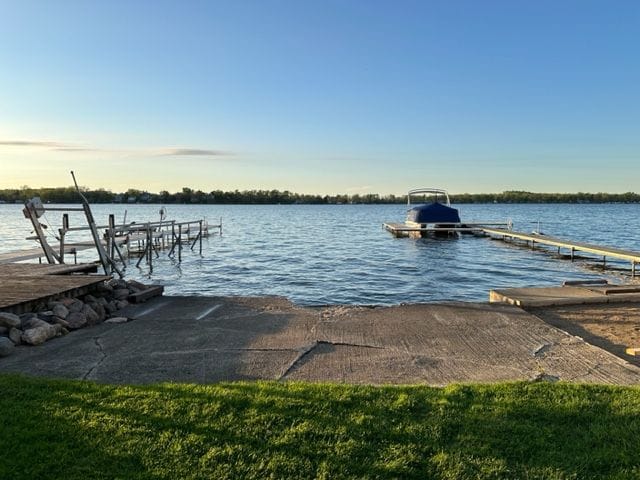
633;261;636;278
178;225;182;262
148;224;153;273
60;213;69;263
108;214;115;263
571;247;575;261
199;220;203;255
171;221;176;255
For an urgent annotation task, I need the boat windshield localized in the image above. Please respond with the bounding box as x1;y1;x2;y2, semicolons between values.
407;188;451;207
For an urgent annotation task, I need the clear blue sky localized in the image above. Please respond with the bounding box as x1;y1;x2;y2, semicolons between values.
1;0;638;194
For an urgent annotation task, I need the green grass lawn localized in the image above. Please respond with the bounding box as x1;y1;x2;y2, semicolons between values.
1;375;640;479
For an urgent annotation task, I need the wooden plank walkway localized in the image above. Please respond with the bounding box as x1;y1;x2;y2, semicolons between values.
0;263;109;313
483;228;640;271
385;222;640;276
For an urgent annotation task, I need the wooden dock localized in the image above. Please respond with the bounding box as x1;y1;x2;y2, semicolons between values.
383;222;509;236
385;222;640;277
483;228;640;276
0;263;108;314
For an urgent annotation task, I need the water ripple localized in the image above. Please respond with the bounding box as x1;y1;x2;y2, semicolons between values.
1;203;639;305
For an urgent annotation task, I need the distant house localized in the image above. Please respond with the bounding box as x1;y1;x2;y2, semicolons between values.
127;196;137;203
114;194;123;203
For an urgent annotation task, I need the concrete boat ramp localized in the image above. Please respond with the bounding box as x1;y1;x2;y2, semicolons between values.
1;295;639;385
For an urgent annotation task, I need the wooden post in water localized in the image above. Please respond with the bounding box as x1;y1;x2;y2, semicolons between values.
147;223;153;273
108;214;115;262
60;213;69;262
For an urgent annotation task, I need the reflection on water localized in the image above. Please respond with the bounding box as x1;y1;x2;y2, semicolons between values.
1;203;638;305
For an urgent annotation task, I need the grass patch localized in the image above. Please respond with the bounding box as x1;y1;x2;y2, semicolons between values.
1;375;640;479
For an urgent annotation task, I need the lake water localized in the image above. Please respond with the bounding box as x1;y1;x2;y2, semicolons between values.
1;203;639;305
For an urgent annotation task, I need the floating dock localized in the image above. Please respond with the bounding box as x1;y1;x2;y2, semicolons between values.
383;222;509;236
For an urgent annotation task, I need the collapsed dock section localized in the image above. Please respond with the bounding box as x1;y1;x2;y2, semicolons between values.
20;196;221;275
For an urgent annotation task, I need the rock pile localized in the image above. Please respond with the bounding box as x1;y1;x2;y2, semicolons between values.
0;279;155;357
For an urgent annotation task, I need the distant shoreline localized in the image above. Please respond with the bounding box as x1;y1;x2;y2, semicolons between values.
1;187;639;205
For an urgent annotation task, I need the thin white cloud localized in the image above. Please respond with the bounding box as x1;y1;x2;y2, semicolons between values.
52;147;104;152
157;148;234;157
0;139;235;157
0;140;71;148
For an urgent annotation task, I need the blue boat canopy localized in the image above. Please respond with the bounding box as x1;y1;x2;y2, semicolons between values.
407;202;461;224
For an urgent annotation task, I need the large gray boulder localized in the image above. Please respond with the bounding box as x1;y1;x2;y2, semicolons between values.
52;304;70;319
83;294;98;304
0;337;14;356
21;315;43;330
0;312;21;329
24;318;50;330
113;288;130;301
116;300;129;309
82;304;101;326
66;311;88;330
22;323;57;345
8;328;22;345
87;302;107;322
105;301;118;314
67;300;85;313
53;317;70;329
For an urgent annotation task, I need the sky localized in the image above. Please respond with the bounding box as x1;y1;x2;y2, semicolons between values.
0;0;638;195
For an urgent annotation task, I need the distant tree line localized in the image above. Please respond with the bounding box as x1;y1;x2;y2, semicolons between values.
0;186;639;205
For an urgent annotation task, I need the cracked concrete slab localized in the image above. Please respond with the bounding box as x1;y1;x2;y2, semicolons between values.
1;295;640;385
